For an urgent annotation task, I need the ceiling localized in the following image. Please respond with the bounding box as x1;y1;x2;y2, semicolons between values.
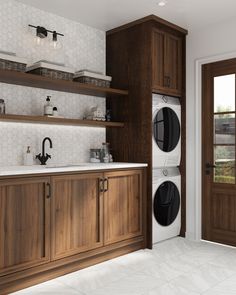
17;0;236;32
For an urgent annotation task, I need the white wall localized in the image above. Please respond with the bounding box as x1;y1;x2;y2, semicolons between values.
0;0;106;166
186;18;236;240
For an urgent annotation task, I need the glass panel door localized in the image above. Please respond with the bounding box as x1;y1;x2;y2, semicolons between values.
213;74;236;183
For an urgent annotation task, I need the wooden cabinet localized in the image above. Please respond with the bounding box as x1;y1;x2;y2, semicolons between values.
51;173;103;260
104;170;143;245
51;170;143;257
0;168;146;293
0;177;50;276
152;29;183;97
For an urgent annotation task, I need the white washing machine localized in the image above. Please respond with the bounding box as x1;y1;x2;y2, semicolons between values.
152;94;181;168
152;167;181;244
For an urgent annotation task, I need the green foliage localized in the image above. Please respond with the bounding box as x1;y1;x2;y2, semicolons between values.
214;175;235;184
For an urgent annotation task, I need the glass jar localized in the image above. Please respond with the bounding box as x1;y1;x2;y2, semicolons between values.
0;99;5;114
101;142;110;163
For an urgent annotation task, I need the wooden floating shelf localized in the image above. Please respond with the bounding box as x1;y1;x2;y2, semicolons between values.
0;69;129;97
0;114;125;128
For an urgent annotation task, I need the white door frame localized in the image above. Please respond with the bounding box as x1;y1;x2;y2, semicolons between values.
195;51;236;241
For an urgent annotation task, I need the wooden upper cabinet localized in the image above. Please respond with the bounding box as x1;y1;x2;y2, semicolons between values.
51;173;103;260
152;29;165;91
104;170;143;245
152;29;183;97
0;177;50;276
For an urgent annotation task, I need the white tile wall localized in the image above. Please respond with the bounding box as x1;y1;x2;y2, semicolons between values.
0;0;106;166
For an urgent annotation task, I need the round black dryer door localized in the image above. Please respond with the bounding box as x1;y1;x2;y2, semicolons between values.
153;107;180;152
154;181;180;226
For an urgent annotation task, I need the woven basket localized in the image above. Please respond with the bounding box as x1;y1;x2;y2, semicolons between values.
28;68;73;81
0;59;26;72
74;76;111;88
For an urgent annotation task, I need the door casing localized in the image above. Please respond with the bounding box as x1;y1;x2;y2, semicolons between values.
190;51;236;242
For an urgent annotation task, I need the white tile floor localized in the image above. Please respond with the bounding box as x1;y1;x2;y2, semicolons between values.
12;237;236;295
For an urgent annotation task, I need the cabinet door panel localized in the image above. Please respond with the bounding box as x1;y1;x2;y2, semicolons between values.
164;33;182;96
0;178;50;276
152;29;165;90
51;173;103;260
104;170;142;245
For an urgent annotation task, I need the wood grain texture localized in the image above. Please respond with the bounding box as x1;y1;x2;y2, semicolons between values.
164;33;183;97
0;114;124;128
202;58;236;246
51;173;103;260
103;170;143;245
106;21;153;248
152;29;183;97
106;18;187;246
0;177;50;276
0;237;144;295
107;15;188;35
0;69;128;97
152;29;165;91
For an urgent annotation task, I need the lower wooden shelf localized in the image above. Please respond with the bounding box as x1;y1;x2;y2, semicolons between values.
0;114;124;128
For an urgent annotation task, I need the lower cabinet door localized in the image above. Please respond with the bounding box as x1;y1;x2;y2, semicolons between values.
0;177;51;276
51;173;103;260
104;170;143;245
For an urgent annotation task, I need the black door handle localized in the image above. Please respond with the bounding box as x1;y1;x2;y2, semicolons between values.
205;163;216;169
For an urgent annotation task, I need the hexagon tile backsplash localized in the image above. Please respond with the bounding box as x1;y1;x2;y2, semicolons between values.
0;0;106;166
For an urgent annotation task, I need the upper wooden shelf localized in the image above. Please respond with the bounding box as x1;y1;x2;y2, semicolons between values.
0;114;124;128
0;69;129;97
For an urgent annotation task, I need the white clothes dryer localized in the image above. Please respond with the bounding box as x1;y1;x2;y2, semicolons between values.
152;94;181;168
152;167;181;244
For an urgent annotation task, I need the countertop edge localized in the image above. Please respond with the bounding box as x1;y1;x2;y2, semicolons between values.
0;163;148;178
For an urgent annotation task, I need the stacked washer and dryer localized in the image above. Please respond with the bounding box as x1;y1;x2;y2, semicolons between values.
152;94;181;244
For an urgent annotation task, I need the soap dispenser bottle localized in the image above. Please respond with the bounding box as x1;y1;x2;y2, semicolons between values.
24;146;33;166
44;96;53;116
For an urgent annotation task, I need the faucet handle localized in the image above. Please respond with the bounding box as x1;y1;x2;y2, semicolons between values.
46;153;51;159
36;153;41;159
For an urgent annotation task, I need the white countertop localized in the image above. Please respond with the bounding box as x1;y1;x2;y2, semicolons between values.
0;162;148;177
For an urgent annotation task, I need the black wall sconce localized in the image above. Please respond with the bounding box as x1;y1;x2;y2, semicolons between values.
29;24;64;48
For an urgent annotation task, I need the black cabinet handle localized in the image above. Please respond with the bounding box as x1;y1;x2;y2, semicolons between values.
164;76;168;87
167;76;171;87
164;76;171;88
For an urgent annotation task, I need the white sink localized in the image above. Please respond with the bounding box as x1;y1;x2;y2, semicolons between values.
45;164;87;169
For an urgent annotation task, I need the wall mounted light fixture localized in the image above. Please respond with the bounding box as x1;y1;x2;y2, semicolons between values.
28;24;64;48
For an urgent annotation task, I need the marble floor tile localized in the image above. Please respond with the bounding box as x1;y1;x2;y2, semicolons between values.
11;280;80;295
12;237;236;295
111;249;160;271
138;253;199;282
203;274;236;294
144;282;201;295
57;258;133;294
170;261;235;293
87;273;166;295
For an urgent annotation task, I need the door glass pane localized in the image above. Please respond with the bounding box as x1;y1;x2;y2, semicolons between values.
214;114;235;144
214;145;235;184
214;74;235;113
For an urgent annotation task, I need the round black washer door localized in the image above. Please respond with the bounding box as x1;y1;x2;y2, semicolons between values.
153;107;180;152
154;181;180;226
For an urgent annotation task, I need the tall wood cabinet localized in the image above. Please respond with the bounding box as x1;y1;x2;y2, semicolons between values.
106;15;187;247
0;177;50;276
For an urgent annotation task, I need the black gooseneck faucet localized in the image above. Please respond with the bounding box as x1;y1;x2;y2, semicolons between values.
36;137;53;165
